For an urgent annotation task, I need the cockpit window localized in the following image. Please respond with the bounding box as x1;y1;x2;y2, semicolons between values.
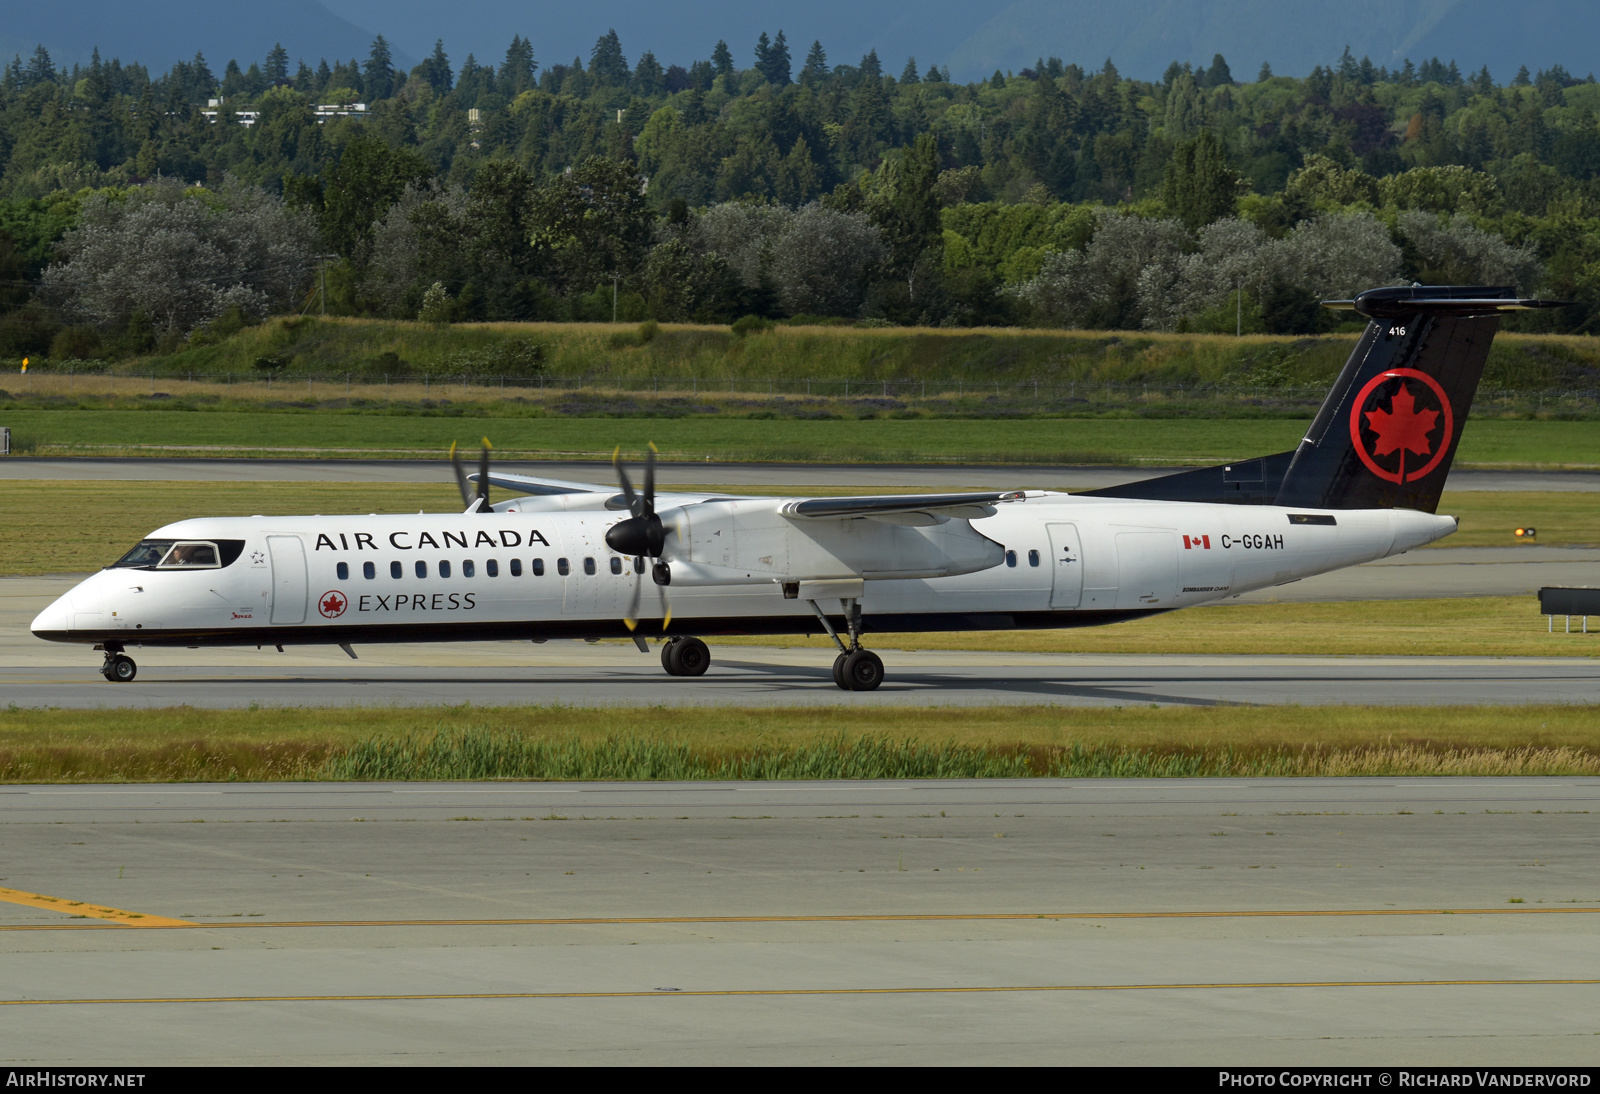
113;540;173;568
161;542;219;568
112;539;246;570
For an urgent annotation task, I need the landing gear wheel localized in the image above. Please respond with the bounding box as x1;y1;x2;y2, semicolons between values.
663;636;710;677
103;654;137;683
832;652;849;690
672;636;710;677
839;649;883;691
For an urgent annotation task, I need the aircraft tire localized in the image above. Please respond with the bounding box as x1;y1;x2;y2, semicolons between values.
660;638;680;675
106;655;137;683
832;652;850;690
841;650;883;692
672;636;710;677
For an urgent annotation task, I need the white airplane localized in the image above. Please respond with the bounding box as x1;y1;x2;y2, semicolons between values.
32;286;1562;689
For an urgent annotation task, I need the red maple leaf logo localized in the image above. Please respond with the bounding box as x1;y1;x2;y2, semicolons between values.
1364;382;1439;460
318;591;347;618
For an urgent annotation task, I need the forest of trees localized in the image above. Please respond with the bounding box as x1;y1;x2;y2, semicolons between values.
3;29;1600;361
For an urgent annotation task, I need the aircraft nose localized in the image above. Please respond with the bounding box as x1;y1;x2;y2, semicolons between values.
31;593;73;639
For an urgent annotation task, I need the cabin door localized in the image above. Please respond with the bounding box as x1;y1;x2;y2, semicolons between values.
268;535;308;624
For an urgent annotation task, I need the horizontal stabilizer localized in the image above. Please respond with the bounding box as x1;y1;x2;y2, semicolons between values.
1077;452;1296;506
1322;285;1571;319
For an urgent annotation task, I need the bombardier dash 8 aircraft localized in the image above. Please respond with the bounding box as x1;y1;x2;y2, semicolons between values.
32;285;1562;689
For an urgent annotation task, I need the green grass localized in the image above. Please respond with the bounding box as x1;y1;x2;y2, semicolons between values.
2;705;1598;783
6;409;1600;467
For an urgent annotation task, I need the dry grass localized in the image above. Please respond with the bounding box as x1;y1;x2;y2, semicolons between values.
2;703;1598;782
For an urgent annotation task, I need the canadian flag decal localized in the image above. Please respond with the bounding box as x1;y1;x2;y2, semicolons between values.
1182;535;1212;550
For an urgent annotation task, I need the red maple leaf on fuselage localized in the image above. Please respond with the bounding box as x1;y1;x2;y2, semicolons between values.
321;593;345;615
1364;382;1439;459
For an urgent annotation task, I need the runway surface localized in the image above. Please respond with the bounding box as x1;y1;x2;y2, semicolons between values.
3;778;1596;1064
6;457;1600;492
5;653;1600;708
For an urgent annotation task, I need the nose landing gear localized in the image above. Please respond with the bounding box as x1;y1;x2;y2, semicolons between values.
99;646;137;683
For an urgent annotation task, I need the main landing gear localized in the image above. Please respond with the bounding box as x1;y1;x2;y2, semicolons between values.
809;597;883;691
661;635;710;677
98;644;136;683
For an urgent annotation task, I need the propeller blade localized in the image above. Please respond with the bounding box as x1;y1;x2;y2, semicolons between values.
449;442;473;508
642;442;656;517
613;445;639;515
477;438;492;511
623;571;643;631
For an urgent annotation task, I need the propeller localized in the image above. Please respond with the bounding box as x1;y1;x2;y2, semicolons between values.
450;438;493;514
605;443;673;630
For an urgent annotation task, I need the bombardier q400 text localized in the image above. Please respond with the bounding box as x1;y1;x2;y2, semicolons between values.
32;285;1563;689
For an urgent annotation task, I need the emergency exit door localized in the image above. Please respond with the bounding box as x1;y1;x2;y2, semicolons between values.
1046;523;1083;609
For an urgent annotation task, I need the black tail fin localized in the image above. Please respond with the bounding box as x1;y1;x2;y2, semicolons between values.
1273;286;1565;512
1082;286;1565;513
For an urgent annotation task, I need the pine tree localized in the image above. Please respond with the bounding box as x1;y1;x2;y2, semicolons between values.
24;44;54;86
633;51;663;95
801;40;828;84
901;57;919;84
422;40;452;94
712;40;735;80
363;35;394;100
860;49;882;79
768;31;791;86
500;35;535;96
1258;61;1273;81
589;29;628;86
1162;130;1240;230
265;43;289;83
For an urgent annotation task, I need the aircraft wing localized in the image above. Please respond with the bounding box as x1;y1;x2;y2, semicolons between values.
472;471;611;496
784;491;1025;520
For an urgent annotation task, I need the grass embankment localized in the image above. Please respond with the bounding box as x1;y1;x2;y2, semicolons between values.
4;481;1596;576
4;408;1600;466
17;316;1600;395
2;705;1597;783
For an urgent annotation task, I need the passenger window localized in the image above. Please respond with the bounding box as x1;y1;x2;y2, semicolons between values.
509;559;522;577
463;560;475;578
583;557;596;576
609;557;622;575
532;558;544;576
336;562;349;580
557;558;569;576
486;559;498;577
439;560;452;578
415;560;427;578
363;561;376;580
1028;549;1040;567
633;556;645;574
391;561;402;579
1005;550;1017;567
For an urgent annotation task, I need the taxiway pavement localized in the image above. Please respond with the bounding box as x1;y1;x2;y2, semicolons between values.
5;457;1599;493
2;778;1596;1064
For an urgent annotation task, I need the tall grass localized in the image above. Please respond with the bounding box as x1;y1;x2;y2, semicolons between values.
314;731;1600;782
21;316;1600;392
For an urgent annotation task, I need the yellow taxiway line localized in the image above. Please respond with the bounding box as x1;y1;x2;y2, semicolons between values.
4;978;1600;1007
0;885;192;928
0;905;1596;932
